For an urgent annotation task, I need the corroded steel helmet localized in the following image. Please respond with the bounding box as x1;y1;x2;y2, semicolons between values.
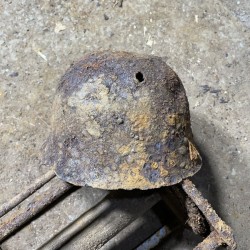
45;51;202;190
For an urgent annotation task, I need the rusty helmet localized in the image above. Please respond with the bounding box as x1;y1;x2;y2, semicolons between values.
45;51;202;190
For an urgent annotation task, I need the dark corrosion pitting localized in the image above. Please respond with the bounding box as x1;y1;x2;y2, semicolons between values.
44;51;202;189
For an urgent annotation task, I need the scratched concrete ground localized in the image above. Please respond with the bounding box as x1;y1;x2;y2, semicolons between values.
0;0;249;249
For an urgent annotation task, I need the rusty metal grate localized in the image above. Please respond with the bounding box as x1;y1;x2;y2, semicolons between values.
0;172;236;250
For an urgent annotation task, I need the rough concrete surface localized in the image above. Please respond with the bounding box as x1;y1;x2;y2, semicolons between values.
0;0;249;249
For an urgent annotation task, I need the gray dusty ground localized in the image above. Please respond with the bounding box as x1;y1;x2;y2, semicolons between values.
0;0;249;249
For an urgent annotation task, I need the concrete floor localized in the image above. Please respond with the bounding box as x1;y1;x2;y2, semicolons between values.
0;0;249;249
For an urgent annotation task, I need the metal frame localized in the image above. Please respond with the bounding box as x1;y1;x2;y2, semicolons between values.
0;173;236;249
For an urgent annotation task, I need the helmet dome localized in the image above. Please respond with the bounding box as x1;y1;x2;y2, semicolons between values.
45;51;201;190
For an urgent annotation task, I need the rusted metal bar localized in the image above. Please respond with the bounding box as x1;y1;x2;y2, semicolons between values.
0;177;73;242
182;179;236;250
39;191;161;250
160;187;187;225
160;186;209;236
37;194;110;250
100;209;169;250
194;231;223;250
0;170;56;218
135;226;172;250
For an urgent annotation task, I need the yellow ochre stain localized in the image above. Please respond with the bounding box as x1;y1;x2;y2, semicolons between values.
161;130;169;139
151;162;158;169
166;114;179;126
159;167;169;176
118;145;131;156
127;96;152;133
130;114;150;132
135;142;146;153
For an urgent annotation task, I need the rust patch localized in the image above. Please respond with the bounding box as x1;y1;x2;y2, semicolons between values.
129;114;151;131
151;162;158;169
166;114;178;126
118;145;131;156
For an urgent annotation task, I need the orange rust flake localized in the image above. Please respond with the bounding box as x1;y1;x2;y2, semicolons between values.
189;141;199;161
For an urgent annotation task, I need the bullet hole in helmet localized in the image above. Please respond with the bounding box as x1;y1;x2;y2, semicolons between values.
135;72;144;82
